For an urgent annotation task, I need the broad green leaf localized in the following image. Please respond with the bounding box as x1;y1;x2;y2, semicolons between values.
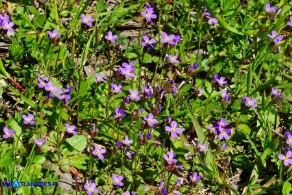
282;181;292;195
142;53;152;64
62;135;88;156
124;52;138;59
237;124;251;136
69;155;90;170
33;155;46;164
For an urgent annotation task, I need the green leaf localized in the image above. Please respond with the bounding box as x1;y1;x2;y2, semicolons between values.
180;84;193;93
33;15;46;28
62;135;88;156
237;124;251;136
9;119;22;137
282;181;292;195
124;52;137;59
69;155;90;170
33;155;46;164
0;158;14;167
142;53;152;64
0;58;10;78
59;158;70;166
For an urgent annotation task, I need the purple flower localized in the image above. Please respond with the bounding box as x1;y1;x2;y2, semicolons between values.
177;164;183;171
122;61;135;70
44;82;55;93
112;174;124;187
116;141;123;147
163;151;178;165
122;135;133;146
95;73;107;83
265;3;276;13
143;113;158;127
272;88;282;97
245;97;258;108
216;77;227;87
161;188;167;195
105;31;118;43
285;131;292;137
80;14;93;27
161;32;175;45
22;114;35;125
220;89;230;102
218;127;231;140
0;14;10;26
213;73;219;81
65;123;77;135
110;83;123;94
141;35;156;49
176;178;183;185
268;30;277;39
218;144;227;150
217;118;229;127
188;62;199;70
34;137;45;147
124;148;135;159
198;143;209;152
146;133;152;140
288;16;292;27
129;89;140;101
142;86;153;97
274;35;283;44
124;191;130;195
47;30;61;39
278;151;292;166
286;135;292;146
3;126;14;139
166;55;180;64
92;144;106;160
2;20;14;32
165;121;183;138
141;8;157;22
207;124;217;134
38;77;49;88
114;108;126;119
208;16;218;25
120;67;135;79
268;30;283;44
84;180;99;195
174;35;181;44
190;172;201;183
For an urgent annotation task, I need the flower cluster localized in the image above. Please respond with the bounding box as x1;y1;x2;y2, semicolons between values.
0;14;14;32
208;118;231;140
118;61;135;79
161;32;181;45
38;76;72;104
265;3;281;14
278;132;292;167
